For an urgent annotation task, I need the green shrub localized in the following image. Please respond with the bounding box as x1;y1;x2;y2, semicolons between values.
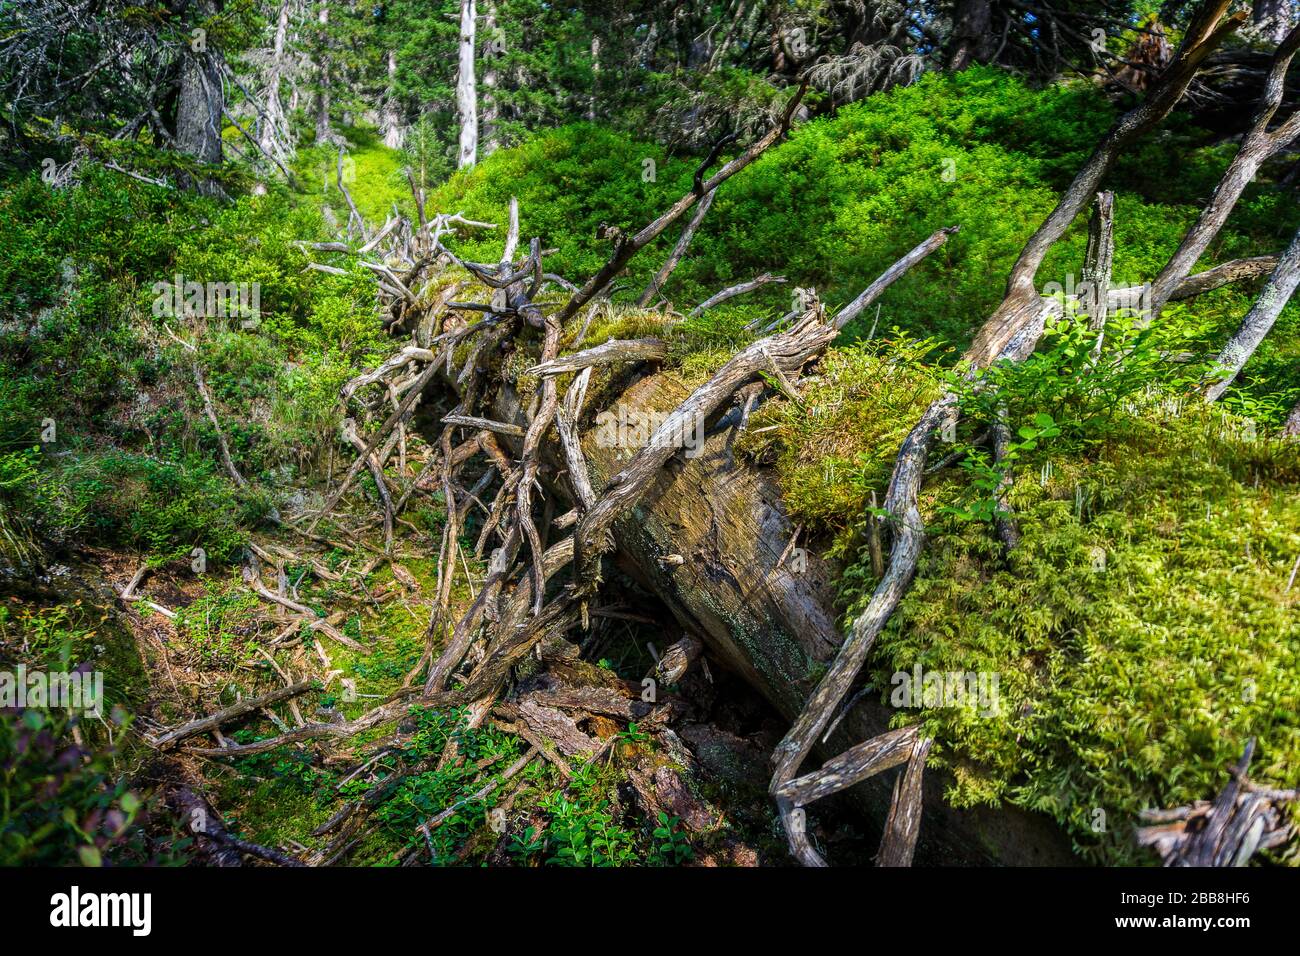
0;707;148;866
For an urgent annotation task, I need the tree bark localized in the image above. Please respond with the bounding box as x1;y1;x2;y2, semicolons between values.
1254;0;1291;45
175;2;223;174
947;0;995;71
1149;25;1300;317
768;0;1243;864
1284;394;1300;437
636;187;715;308
314;1;334;145
481;2;500;157
1203;222;1300;402
457;0;479;169
381;49;404;148
259;0;293;162
476;367;1075;864
1083;191;1115;362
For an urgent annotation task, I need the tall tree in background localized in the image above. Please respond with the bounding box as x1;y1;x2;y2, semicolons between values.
1254;0;1293;45
172;0;229;196
257;0;296;164
313;0;337;144
481;1;500;156
457;0;478;168
382;47;404;147
947;0;996;70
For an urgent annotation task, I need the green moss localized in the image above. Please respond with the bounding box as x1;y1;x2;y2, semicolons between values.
821;408;1300;864
218;773;335;850
748;308;1300;864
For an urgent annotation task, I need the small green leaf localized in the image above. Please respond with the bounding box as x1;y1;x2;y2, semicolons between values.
78;845;102;867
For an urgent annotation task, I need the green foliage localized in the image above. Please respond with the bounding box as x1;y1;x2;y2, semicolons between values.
428;123;698;284
650;811;694;866
174;586;261;664
0;167;398;562
0;707;148;866
757;291;1300;865
429;68;1297;406
871;410;1300;863
55;451;255;562
538;764;639;867
351;707;526;864
0;597;155;866
941;313;1211;522
295;130;413;227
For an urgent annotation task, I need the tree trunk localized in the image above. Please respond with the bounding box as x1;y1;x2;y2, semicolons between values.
481;3;500;156
1203;223;1300;402
636;188;716;307
1284;395;1300;437
381;49;404;148
947;0;995;71
1254;0;1291;45
457;0;478;169
475;367;1076;865
314;1;334;145
175;2;224;190
259;0;292;162
1149;26;1300;317
587;35;600;122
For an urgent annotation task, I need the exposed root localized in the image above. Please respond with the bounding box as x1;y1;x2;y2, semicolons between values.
1136;739;1297;866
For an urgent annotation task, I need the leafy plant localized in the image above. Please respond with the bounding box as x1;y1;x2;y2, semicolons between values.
650;811;694;865
0;708;148;866
539;764;638;867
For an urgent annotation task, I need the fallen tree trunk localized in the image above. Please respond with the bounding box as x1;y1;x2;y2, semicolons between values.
473;362;1076;865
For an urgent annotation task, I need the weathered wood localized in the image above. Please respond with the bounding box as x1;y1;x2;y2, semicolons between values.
185;694;419;757
652;635;703;684
525;338;668;377
876;735;932;867
555;84;806;325
517;699;599;757
151;680;314;750
776;725;917;807
637;187;716;307
1149;23;1300;316
1284;395;1300;438
967;1;1243;368
833;227;960;330
689;273;786;316
1203;222;1300;401
441;414;526;437
341;416;394;551
1136;739;1297;866
555;368;596;510
770;395;951;786
768;1;1242;865
573;312;838;581
1163;255;1278;301
1082;190;1115;341
309;360;439;530
526;685;655;721
333;165;1074;866
556;369;1074;864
